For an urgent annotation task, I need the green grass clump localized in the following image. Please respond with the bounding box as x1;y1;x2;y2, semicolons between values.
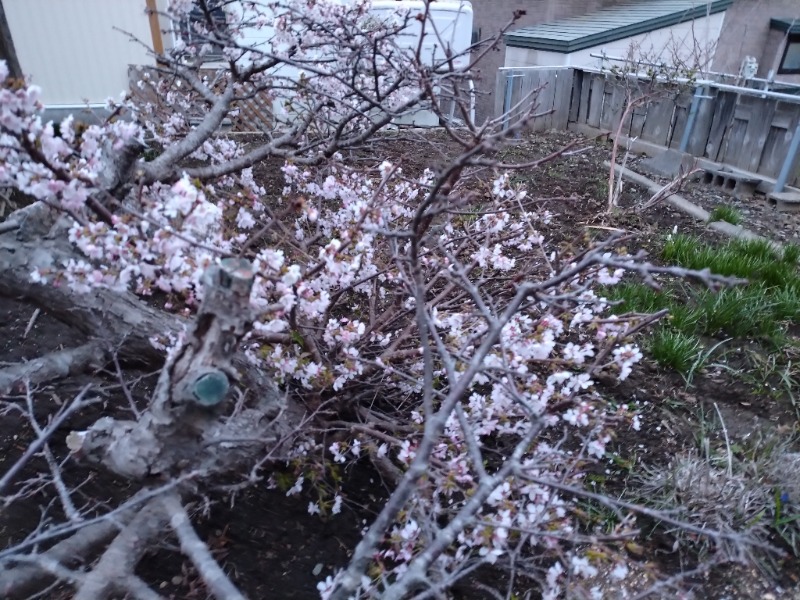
612;233;800;375
666;303;704;334
772;285;800;322
663;235;800;291
708;204;743;225
694;286;780;339
782;243;800;265
730;238;780;263
649;328;703;374
661;234;703;266
603;282;668;315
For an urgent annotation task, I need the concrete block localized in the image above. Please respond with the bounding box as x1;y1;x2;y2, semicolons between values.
702;168;761;199
768;191;800;212
639;148;697;179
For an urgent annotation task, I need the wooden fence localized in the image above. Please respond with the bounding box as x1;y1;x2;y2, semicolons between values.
129;66;273;134
498;67;800;188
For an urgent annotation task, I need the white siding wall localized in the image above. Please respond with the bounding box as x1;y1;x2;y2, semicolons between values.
4;0;156;106
505;12;726;71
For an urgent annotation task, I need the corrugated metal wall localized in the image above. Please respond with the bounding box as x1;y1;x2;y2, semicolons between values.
4;0;156;106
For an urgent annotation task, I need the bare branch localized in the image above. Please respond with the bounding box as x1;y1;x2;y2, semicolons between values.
161;493;246;600
0;384;94;496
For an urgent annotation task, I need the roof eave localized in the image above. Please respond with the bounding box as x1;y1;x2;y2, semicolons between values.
504;0;733;53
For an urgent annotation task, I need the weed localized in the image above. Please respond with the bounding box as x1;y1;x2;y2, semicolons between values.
663;235;787;282
576;497;622;533
708;204;742;225
634;232;799;397
745;349;800;412
754;260;797;288
633;434;800;563
595;178;609;200
685;338;732;385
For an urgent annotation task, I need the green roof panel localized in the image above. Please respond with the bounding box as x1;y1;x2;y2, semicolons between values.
771;18;800;35
505;0;734;53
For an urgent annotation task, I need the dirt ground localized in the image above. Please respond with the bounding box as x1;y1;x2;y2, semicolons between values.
2;130;799;599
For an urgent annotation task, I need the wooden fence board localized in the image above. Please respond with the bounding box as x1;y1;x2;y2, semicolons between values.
553;70;573;130
598;84;616;130
577;70;593;124
719;102;754;167
568;69;584;123
686;87;717;156
535;70;557;131
520;70;541;130
586;74;605;128
667;91;693;149
605;84;627;133
629;105;648;139
640;97;676;147
704;91;738;162
759;104;800;177
511;72;529;128
742;98;777;172
496;70;510;118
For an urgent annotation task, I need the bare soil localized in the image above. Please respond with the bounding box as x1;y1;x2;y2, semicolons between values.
1;130;799;599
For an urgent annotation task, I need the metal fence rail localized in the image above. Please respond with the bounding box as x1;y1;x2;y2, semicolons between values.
498;66;800;189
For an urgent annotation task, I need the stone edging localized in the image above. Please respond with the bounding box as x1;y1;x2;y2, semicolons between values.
605;161;783;253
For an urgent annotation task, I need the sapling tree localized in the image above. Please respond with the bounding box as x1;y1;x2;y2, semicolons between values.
601;28;718;211
0;1;772;599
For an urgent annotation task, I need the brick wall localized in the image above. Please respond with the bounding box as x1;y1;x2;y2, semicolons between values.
469;0;623;121
712;0;800;83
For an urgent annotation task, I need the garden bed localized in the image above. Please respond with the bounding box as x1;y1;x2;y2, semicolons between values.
2;130;799;599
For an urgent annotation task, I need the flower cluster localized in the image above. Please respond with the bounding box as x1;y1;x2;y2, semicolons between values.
0;63;143;213
62;155;643;596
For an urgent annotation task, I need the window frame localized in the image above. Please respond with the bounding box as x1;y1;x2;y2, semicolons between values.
778;33;800;75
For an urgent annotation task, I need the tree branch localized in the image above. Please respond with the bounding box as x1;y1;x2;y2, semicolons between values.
0;342;108;394
161;492;246;600
73;497;170;600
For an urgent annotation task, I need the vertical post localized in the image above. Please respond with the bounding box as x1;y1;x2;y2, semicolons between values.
679;86;705;153
468;77;475;125
145;0;165;58
502;71;514;131
774;123;800;194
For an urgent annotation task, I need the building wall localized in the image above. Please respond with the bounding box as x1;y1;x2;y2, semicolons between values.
470;0;624;121
505;13;726;73
712;0;800;83
4;0;156;106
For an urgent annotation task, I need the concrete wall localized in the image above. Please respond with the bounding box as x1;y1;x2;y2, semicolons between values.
712;0;800;83
469;0;624;122
505;13;726;74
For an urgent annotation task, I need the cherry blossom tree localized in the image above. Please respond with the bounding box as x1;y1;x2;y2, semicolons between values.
0;1;768;599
